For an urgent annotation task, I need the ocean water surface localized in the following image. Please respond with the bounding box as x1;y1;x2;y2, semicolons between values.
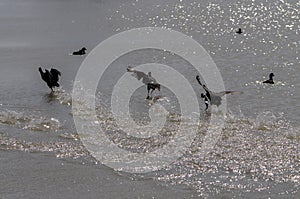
0;0;299;198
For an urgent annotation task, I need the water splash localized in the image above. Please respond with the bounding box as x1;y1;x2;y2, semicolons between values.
53;88;72;106
154;111;299;197
1;95;299;196
255;111;277;130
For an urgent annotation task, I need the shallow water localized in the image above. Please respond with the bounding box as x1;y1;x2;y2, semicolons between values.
0;0;299;198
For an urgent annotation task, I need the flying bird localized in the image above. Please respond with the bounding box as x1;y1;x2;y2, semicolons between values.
38;67;61;92
196;75;243;107
263;73;274;84
127;66;160;99
71;47;87;55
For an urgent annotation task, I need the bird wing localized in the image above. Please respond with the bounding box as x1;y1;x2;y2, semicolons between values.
213;91;243;97
38;68;46;80
127;67;159;84
133;71;147;81
210;95;222;106
196;76;211;94
127;68;149;82
196;75;203;86
50;68;61;76
50;68;61;82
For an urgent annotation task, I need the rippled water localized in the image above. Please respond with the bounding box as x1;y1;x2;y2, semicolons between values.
0;0;299;198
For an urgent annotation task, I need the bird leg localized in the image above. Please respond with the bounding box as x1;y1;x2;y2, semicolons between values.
147;84;154;100
150;89;155;96
147;88;151;100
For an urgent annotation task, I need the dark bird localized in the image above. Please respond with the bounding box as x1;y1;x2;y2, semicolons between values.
236;28;243;34
127;66;160;99
263;73;274;84
72;47;87;55
38;67;61;92
196;75;243;107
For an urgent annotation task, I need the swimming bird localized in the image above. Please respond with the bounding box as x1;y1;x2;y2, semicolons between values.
196;75;243;107
263;73;274;84
38;67;61;92
236;28;243;34
72;47;87;55
127;66;161;99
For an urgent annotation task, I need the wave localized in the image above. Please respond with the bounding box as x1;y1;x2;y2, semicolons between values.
0;110;61;132
1;88;299;196
154;111;299;197
0;134;88;159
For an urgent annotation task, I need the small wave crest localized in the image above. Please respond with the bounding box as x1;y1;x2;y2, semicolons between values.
0;134;88;159
0;110;61;132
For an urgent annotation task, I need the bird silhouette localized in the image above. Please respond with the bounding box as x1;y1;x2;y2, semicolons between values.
38;67;61;92
127;66;160;99
71;47;87;55
196;75;243;107
236;28;243;34
263;73;274;84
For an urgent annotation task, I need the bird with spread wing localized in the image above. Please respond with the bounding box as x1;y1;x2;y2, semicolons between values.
127;66;161;99
196;75;243;107
38;67;61;92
